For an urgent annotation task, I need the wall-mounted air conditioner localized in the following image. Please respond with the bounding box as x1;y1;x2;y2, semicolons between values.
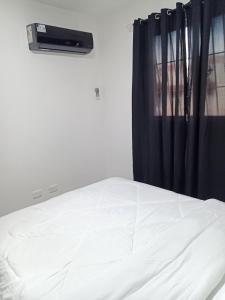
26;23;94;54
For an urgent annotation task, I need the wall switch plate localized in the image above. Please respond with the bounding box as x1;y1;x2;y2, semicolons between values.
32;189;43;199
48;184;58;194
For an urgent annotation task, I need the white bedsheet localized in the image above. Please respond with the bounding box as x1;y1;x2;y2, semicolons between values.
1;178;225;300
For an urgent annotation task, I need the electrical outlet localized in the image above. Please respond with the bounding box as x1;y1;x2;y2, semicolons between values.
48;184;58;194
32;189;43;200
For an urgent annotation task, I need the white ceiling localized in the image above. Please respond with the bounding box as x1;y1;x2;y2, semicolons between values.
35;0;133;16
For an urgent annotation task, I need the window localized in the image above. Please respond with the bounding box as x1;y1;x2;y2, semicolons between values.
205;15;225;116
153;14;225;117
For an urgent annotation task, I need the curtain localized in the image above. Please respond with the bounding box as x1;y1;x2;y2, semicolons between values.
132;0;225;201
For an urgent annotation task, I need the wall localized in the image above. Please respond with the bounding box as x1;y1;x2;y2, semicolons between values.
0;0;184;216
98;0;178;179
0;0;105;216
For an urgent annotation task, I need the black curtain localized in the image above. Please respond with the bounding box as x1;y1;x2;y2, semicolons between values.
132;0;225;201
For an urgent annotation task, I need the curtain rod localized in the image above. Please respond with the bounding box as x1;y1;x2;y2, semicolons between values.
127;0;200;31
139;0;194;23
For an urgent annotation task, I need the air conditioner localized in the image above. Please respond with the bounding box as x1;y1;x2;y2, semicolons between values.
26;23;94;54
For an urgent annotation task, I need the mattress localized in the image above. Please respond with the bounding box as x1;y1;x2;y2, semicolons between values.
1;177;225;300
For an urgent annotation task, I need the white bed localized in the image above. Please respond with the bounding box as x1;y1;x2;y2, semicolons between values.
1;177;225;300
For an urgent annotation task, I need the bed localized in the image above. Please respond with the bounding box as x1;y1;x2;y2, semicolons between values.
1;177;225;300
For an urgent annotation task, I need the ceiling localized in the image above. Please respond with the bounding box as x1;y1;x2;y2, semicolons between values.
35;0;133;16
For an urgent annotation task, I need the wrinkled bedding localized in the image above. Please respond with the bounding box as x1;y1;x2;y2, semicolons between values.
1;177;225;300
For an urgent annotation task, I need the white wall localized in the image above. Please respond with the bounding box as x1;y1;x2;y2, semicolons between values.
0;0;183;216
98;0;178;179
0;0;105;216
